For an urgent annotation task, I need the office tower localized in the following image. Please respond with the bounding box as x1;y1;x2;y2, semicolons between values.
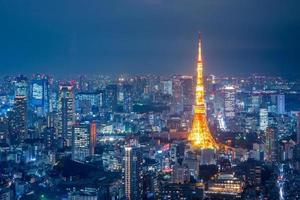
180;75;194;106
277;94;285;114
224;85;236;119
123;84;133;113
183;151;200;178
249;163;262;191
76;91;102;115
72;123;92;161
133;76;147;100
0;117;9;143
259;108;268;131
42;127;55;150
90;121;96;156
9;96;27;144
162;80;173;95
188;35;218;150
105;84;118;112
200;149;216;165
265;127;277;162
49;92;57;112
29;74;49;116
171;77;184;114
58;85;75;146
124;146;143;200
0;188;13;200
172;163;190;184
251;95;261;112
14;75;28;97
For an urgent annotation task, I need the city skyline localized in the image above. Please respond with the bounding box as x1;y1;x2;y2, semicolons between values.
1;1;300;200
0;0;299;76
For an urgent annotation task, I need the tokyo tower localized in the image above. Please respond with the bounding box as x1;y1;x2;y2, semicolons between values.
188;35;218;150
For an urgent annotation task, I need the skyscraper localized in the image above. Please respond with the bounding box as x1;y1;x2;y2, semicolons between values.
29;74;49;117
188;35;218;150
76;91;103;115
265;127;277;162
90;121;96;156
259;108;268;131
162;80;173;95
277;94;285;115
224;85;236;119
14;75;28;98
171;76;183;114
58;85;75;146
123;84;133;113
105;84;118;112
180;75;194;107
72;122;94;161
9;96;27;144
124;146;143;200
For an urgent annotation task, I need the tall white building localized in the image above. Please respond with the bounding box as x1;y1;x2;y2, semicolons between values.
224;86;236;119
162;80;172;95
72;123;92;161
277;94;285;114
14;75;28;98
259;108;268;131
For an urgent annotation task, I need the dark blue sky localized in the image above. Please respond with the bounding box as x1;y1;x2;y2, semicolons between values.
0;0;299;76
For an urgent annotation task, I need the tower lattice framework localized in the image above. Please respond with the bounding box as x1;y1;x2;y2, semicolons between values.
188;35;218;150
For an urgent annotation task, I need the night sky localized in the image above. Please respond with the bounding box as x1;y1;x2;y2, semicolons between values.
0;0;299;77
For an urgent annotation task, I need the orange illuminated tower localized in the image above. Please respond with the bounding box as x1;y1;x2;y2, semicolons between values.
188;35;218;150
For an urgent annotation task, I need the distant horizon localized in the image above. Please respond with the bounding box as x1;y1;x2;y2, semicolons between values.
1;71;300;80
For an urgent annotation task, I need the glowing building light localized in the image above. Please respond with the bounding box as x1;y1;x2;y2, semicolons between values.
188;35;218;150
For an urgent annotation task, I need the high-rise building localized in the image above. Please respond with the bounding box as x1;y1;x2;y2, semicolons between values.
72;123;93;161
49;92;57;113
224;85;236;119
58;85;75;146
14;75;28;98
259;108;268;131
183;151;200;178
76;91;103;115
188;35;218;150
180;76;194;107
9;96;27;144
105;84;118;112
172;163;190;184
42;127;55;150
29;74;49;116
123;84;133;113
171;77;184;114
277;94;285;115
124;146;143;200
251;95;261;113
90;121;96;156
0;117;9;143
162;80;173;95
265;127;277;162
